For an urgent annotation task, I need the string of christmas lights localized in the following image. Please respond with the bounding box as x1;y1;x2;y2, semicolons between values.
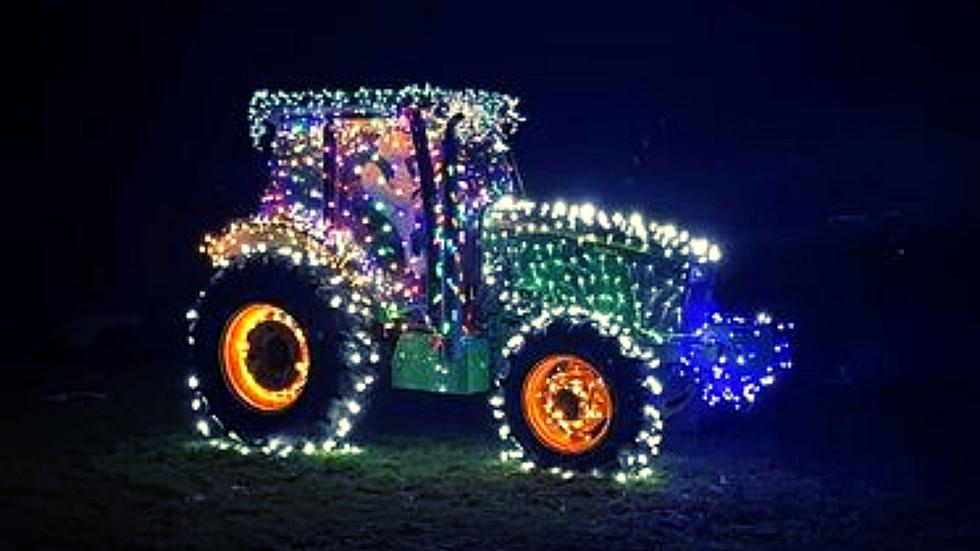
481;195;722;341
185;253;382;457
248;85;522;151
488;307;664;481
679;311;794;409
187;84;794;475
479;197;724;478
246;85;524;331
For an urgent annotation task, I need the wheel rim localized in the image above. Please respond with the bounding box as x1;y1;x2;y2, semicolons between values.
521;354;614;454
220;303;311;413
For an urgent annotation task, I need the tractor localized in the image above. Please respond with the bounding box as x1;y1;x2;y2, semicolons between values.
185;85;793;477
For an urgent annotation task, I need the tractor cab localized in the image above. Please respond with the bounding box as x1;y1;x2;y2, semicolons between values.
248;87;524;393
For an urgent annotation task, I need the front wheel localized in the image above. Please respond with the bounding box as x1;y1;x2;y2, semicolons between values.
492;320;664;474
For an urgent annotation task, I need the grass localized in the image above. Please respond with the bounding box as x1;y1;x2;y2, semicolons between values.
1;366;975;550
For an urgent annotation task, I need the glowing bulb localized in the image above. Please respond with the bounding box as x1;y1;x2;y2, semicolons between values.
644;376;663;395
690;238;708;256
337;417;352;437
195;419;210;437
708;244;722;262
580;203;596;224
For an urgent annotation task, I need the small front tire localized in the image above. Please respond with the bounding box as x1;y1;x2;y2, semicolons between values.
495;320;663;472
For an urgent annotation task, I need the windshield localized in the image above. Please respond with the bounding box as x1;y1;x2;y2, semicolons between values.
329;116;441;280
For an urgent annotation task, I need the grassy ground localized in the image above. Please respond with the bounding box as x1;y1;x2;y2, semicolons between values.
1;357;976;550
0;338;980;549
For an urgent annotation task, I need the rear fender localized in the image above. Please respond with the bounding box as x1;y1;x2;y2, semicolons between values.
200;215;375;292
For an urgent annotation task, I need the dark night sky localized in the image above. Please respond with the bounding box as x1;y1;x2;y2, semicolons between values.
30;1;980;360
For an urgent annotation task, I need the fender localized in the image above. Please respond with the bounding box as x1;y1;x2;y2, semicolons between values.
201;214;374;291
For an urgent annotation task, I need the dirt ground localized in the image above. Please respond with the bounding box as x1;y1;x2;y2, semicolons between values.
2;357;976;550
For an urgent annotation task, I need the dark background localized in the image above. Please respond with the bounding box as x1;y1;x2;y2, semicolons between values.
21;0;980;511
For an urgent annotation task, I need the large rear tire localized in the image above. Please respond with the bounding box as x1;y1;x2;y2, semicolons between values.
186;257;379;447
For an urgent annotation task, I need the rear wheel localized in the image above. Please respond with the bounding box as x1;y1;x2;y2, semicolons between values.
187;257;379;446
220;302;311;414
494;320;662;473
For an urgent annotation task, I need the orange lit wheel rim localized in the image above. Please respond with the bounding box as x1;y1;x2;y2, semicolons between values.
220;303;310;413
522;354;614;454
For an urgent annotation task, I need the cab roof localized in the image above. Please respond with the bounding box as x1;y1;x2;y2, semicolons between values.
248;84;523;150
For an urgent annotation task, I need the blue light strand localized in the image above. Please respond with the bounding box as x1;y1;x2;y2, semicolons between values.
679;311;794;409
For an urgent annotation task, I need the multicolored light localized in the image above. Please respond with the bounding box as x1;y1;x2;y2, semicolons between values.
187;84;794;474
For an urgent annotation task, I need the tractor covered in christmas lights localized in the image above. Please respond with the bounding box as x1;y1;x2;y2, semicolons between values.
186;86;793;477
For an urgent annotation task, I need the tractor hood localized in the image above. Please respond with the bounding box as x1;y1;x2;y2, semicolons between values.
481;195;723;342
